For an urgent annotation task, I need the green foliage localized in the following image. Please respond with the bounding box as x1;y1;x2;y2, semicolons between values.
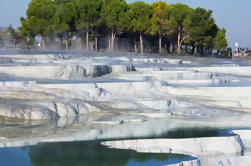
168;3;193;34
219;49;230;58
100;0;127;31
5;25;20;45
0;28;7;47
214;28;227;50
18;0;56;48
52;0;76;35
168;3;193;53
179;49;188;56
100;0;128;50
147;1;169;35
18;0;228;55
19;0;55;37
127;1;152;33
73;0;103;31
26;0;55;20
189;8;215;48
127;1;152;53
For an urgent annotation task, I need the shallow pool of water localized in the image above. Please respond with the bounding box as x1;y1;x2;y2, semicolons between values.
0;141;196;166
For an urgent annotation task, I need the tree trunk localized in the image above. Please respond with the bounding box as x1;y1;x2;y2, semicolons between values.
185;45;188;54
42;36;46;48
134;40;137;54
81;36;84;49
170;43;173;53
111;29;116;51
86;28;89;50
79;32;84;49
177;31;181;53
108;38;111;51
194;46;197;55
65;40;69;50
201;46;205;55
42;39;46;48
65;32;69;50
111;30;113;51
159;31;162;53
139;32;143;54
95;36;98;51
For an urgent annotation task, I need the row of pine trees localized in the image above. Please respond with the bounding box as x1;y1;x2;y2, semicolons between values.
18;0;228;55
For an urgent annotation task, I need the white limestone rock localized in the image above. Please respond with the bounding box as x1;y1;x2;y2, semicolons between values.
163;159;201;166
218;156;251;166
102;136;243;156
111;65;135;73
232;130;251;149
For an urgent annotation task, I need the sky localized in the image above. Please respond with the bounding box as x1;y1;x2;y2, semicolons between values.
0;0;251;48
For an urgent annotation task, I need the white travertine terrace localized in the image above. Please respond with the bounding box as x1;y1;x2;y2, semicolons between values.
0;53;250;119
0;52;251;165
101;136;243;156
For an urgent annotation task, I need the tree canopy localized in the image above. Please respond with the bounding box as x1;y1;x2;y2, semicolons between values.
18;0;228;56
127;1;152;53
19;0;55;47
101;0;128;51
148;1;169;52
74;0;103;49
188;8;216;54
168;3;193;53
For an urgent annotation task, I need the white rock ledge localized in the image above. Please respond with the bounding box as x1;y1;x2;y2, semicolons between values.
164;159;201;166
218;156;251;166
232;130;251;149
101;136;244;157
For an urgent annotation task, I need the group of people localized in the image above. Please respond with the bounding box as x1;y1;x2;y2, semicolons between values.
236;47;251;56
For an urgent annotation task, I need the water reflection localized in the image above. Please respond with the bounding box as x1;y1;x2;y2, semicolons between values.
122;127;233;140
159;127;233;138
0;141;196;166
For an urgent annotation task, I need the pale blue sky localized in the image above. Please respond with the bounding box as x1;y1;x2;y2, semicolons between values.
1;0;251;48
